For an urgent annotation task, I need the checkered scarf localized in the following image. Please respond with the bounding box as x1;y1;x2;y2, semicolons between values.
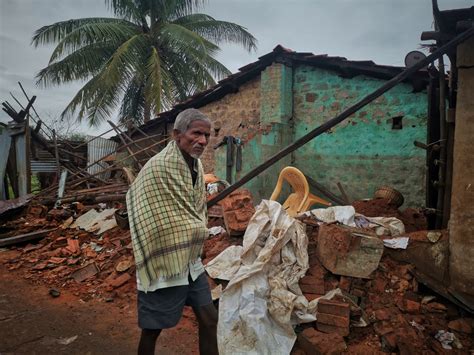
126;140;208;291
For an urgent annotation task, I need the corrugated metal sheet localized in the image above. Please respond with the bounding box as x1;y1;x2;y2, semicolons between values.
87;136;118;180
15;134;28;197
0;126;12;200
30;148;58;173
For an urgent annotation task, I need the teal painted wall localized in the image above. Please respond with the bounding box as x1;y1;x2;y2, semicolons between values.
293;66;427;207
214;63;427;207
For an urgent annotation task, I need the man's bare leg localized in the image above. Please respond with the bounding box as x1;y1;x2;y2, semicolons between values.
193;303;218;355
138;329;161;355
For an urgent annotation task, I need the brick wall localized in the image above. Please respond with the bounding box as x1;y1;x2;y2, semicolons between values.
292;65;428;207
198;78;261;173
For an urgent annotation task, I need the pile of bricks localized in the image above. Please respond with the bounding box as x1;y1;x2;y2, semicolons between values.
293;222;474;354
218;189;255;236
316;299;350;337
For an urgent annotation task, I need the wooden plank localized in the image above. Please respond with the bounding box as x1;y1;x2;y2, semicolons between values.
0;228;56;247
207;26;474;208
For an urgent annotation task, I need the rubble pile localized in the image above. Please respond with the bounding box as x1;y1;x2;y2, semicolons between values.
294;225;473;353
2;203;136;304
352;198;427;233
1;190;472;354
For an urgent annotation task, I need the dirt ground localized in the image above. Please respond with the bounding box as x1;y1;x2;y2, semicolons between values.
0;249;199;355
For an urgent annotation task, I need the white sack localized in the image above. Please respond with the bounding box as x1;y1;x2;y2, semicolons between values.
217;200;312;355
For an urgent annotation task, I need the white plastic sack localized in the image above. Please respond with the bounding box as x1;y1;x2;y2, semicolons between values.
305;205;356;226
217;200;313;355
205;245;243;280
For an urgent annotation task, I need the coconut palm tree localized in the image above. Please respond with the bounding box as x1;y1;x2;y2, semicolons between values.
32;0;257;126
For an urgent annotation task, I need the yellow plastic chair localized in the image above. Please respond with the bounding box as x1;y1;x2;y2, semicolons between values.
270;167;310;217
270;166;331;216
302;192;332;211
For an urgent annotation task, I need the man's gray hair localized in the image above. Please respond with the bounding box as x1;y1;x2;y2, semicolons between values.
173;108;211;132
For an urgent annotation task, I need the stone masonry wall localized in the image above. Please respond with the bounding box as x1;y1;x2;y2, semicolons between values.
198;78;261;173
292;65;428;207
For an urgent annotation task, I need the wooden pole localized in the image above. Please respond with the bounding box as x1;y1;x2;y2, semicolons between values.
107;121;143;169
52;129;61;179
108;120;154;159
207;26;474;208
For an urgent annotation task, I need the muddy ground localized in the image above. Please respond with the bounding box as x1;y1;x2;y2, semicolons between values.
0;249;199;355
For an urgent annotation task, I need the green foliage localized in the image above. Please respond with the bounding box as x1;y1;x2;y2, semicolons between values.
33;0;257;126
31;174;41;194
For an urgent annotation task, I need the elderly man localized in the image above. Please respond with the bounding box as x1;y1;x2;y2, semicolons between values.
126;108;217;355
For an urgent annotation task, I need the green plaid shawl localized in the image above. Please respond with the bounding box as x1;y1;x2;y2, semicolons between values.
126;140;208;291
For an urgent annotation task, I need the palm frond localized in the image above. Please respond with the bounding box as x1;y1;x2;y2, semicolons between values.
119;74;145;124
144;47;163;116
32;17;138;47
48;20;140;63
160;23;219;56
176;16;257;52
36;41;118;87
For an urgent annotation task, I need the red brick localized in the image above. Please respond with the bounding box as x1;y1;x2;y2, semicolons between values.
424;302;447;313
317;299;350;317
307;263;327;278
107;273;131;288
316;313;350;328
372;277;387;293
300;275;325;295
403;299;421;314
448;318;473;334
374;309;391;321
297;328;347;354
338;276;352;292
315;323;349;337
381;331;397;352
304;293;322;302
374;321;394;336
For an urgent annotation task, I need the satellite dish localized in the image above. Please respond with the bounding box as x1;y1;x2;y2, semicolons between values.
405;51;427;69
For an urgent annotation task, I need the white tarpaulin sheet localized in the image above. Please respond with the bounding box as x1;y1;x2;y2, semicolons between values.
217;200;314;355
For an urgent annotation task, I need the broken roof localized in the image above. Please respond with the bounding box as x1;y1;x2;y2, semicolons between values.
135;45;430;133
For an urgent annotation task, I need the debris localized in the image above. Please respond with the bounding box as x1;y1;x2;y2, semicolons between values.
61;217;74;229
383;237;409;249
317;224;383;278
114;209;129;229
208;226;226;236
49;288;61;298
71;262;100;283
316;298;350;336
0;194;33;217
306;205;356;226
448;318;473;334
115;259;133;273
427;231;442;243
218;189;255;236
57;335;78;345
297;328;347;355
106;273;131;288
434;330;461;350
421;295;436;304
0;228;57;247
70;208;117;234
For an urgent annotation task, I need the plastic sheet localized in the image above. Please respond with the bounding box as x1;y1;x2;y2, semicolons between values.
217;200;312;355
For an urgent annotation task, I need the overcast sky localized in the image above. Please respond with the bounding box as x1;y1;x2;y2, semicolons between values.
0;0;471;136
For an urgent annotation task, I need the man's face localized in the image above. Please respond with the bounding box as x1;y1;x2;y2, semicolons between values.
174;120;211;159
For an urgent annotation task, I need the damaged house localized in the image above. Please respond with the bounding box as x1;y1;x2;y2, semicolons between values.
123;45;430;208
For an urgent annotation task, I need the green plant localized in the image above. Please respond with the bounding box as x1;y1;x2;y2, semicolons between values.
32;0;257;126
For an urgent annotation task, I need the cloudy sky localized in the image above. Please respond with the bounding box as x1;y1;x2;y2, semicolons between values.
0;0;471;136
